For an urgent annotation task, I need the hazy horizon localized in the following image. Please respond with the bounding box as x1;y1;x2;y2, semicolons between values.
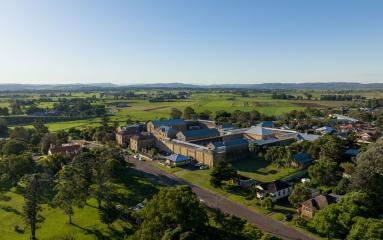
1;1;382;85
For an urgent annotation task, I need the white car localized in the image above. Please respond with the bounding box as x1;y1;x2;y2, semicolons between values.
133;154;139;159
199;165;209;170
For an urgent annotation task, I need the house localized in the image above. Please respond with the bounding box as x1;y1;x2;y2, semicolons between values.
116;124;142;146
48;144;81;155
331;114;360;124
358;130;380;142
244;126;274;140
130;133;155;153
176;128;220;142
315;126;335;135
291;153;313;168
256;180;292;202
298;194;336;219
165;154;190;167
147;119;186;134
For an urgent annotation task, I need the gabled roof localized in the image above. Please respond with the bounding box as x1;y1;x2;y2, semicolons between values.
165;154;190;162
157;126;177;135
301;194;336;211
179;128;220;139
292;153;313;164
245;126;273;136
259;180;291;193
150;119;186;127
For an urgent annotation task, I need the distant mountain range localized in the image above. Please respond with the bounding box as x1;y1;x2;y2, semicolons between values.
0;82;382;91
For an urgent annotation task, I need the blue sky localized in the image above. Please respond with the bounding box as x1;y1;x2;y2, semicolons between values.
0;0;382;85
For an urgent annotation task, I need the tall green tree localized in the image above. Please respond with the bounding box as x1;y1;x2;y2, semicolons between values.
210;160;237;187
347;217;383;240
288;183;311;208
20;174;50;240
55;165;86;224
312;192;373;239
308;158;339;186
170;108;182;119
183;107;197;120
130;186;208;240
351;139;383;210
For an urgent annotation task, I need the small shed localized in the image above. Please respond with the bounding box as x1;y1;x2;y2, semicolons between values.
165;154;190;167
291;153;313;168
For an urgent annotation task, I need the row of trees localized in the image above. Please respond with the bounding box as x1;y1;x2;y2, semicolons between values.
130;186;280;240
2;146;126;240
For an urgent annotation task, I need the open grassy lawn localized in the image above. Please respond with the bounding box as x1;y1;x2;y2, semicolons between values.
232;157;299;182
0;168;161;240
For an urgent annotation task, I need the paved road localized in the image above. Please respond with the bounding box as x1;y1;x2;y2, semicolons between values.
128;157;316;240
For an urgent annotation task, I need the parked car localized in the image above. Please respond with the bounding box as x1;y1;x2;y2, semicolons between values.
133;154;139;159
199;165;209;170
194;162;202;167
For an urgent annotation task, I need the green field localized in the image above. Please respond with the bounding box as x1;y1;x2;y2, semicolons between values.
4;89;380;131
0;168;160;240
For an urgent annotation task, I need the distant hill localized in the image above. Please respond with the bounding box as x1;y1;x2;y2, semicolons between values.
0;82;382;91
124;82;383;90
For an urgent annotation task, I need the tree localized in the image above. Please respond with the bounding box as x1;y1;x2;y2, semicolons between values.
39;153;71;176
288;183;311;207
347;217;383;240
10;127;30;141
264;146;287;168
0;118;8;137
351;139;383;210
0;153;35;185
312;192;373;239
261;195;274;210
2;139;28;155
170;108;182;119
183;107;197;120
308;158;339;186
130;186;208;240
319;137;345;161
55;165;86;224
20;174;50;240
33;121;49;135
210;160;237;187
148;148;158;158
99;200;120;228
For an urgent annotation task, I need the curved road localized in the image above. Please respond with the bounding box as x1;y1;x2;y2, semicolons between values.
128;157;316;240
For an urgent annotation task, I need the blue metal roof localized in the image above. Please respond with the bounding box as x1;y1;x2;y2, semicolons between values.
165;154;190;162
180;128;220;138
292;153;313;164
257;121;274;128
345;148;360;156
151;119;186;127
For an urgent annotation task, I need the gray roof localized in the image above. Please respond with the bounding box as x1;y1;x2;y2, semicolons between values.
296;133;320;142
245;126;274;136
